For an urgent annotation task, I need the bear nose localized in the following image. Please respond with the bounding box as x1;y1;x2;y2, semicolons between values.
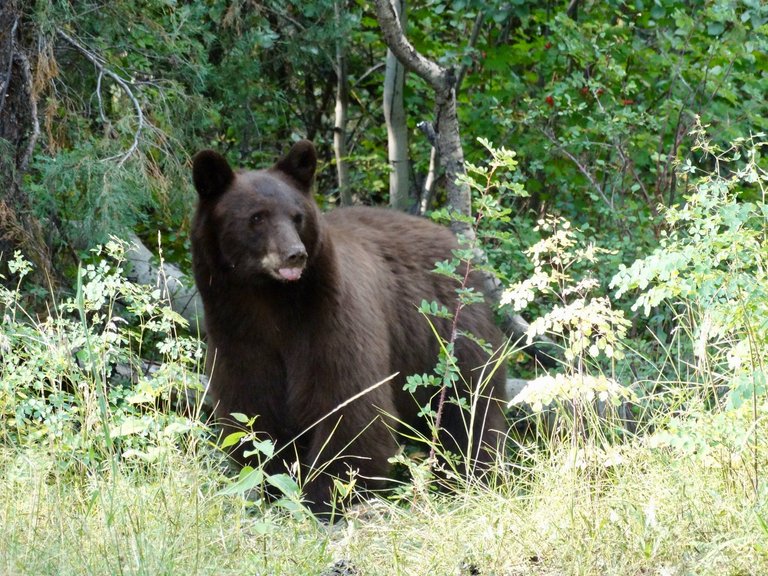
285;246;307;267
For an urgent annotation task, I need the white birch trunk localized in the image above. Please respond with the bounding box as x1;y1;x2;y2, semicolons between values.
334;0;352;206
383;0;410;210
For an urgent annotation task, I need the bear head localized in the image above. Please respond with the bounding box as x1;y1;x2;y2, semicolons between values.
192;140;321;284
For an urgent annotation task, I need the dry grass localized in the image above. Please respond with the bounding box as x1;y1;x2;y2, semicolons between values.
2;407;767;576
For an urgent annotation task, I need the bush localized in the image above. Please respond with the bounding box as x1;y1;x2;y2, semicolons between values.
0;240;207;472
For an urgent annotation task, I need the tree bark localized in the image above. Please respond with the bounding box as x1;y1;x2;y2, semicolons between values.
418;144;438;214
333;0;353;206
373;0;558;367
0;1;52;284
383;0;410;210
374;0;471;234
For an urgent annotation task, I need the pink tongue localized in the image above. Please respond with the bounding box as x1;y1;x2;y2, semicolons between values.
278;267;303;281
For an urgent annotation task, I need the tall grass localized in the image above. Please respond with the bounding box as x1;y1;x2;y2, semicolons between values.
3;424;764;575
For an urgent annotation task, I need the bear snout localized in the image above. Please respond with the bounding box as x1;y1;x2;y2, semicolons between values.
273;245;307;282
284;245;308;267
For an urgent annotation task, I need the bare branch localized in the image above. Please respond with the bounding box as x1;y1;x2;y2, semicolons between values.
582;87;656;210
541;127;614;210
351;62;385;89
455;10;485;93
56;28;144;167
373;0;445;89
96;70;108;125
566;0;580;19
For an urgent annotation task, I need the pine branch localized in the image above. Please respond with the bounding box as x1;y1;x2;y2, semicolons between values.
56;28;144;167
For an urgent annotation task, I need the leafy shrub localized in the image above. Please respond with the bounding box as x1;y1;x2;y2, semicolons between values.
0;240;206;472
609;127;768;490
612;126;768;406
503;213;636;438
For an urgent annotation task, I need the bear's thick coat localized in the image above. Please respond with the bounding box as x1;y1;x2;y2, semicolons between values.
191;140;508;513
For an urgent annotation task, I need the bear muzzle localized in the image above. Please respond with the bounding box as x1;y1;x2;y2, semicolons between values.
264;245;307;282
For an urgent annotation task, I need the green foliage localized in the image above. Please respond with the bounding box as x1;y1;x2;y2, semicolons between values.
404;0;767;289
0;241;205;470
17;0;768;286
217;419;315;519
485;0;768;212
26;145;152;249
506;215;631;366
612;126;768;323
607;128;768;495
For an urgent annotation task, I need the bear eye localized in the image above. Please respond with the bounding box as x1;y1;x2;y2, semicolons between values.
251;211;267;224
292;214;304;226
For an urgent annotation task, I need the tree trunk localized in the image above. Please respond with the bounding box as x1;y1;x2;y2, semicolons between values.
419;145;438;214
333;0;353;206
417;11;482;217
0;1;51;283
372;0;558;367
373;0;471;234
383;0;410;211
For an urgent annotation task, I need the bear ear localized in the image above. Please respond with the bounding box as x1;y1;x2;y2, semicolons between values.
192;150;235;200
274;140;317;191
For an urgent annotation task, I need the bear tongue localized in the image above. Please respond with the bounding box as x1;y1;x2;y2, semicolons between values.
278;267;303;281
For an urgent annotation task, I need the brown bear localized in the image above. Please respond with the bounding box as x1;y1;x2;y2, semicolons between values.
191;140;508;514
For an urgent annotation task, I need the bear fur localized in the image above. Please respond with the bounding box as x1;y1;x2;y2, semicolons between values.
191;140;508;514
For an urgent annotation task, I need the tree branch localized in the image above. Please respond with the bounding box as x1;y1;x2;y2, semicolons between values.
566;0;580;19
455;10;485;93
541;127;614;210
373;0;445;89
56;28;144;167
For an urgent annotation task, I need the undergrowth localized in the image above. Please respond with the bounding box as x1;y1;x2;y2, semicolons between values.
2;130;768;575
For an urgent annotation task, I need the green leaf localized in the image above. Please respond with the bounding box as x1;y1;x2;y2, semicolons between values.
707;21;724;36
243;439;275;459
220;431;247;449
218;467;265;496
266;473;300;497
109;417;148;438
229;412;250;424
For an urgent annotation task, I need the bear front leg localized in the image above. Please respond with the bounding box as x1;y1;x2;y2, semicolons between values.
301;413;397;517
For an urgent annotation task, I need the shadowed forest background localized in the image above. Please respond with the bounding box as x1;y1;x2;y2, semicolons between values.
2;1;768;575
4;0;765;279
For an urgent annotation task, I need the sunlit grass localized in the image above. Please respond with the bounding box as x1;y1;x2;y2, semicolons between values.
0;445;332;575
2;410;767;576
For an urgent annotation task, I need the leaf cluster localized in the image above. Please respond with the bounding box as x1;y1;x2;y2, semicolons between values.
0;240;206;472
